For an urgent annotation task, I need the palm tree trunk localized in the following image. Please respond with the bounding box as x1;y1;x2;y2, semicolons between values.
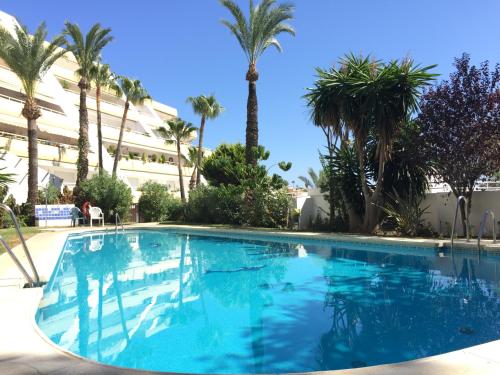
113;101;129;177
177;142;186;203
96;86;104;176
195;115;206;186
355;137;376;233
22;99;41;221
189;167;197;190
76;79;90;189
246;65;259;165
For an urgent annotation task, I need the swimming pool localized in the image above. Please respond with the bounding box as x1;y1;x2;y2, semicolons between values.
36;229;500;374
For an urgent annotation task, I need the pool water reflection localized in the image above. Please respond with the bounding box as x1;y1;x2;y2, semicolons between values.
36;230;500;374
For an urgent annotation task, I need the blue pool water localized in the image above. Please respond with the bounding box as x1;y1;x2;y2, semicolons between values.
37;229;500;374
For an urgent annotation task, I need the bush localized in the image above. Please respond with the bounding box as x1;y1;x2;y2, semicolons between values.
184;185;291;228
77;173;133;222
185;185;244;225
244;187;291;228
138;181;183;222
37;184;60;204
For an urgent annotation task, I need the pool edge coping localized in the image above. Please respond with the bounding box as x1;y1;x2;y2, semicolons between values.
0;223;499;375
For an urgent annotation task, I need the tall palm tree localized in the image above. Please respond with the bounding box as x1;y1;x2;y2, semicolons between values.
158;119;197;203
90;62;118;175
64;23;112;189
186;146;199;190
112;77;150;177
0;23;66;216
187;95;224;185
298;167;320;189
306;54;436;232
220;0;294;165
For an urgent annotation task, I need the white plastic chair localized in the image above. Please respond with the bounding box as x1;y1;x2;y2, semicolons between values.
89;206;104;227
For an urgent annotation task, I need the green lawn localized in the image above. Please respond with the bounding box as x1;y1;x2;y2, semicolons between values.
0;227;43;253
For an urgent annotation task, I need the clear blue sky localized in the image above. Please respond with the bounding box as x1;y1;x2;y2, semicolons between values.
2;0;500;185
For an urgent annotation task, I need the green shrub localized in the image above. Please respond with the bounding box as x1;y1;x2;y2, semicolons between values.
77;173;133;222
138;181;183;222
184;185;290;228
37;184;60;204
185;185;244;225
244;187;291;228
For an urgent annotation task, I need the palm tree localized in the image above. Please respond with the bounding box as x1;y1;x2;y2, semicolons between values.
306;54;436;232
298;168;320;189
187;95;224;186
90;62;118;175
186;146;199;190
64;23;112;189
112;77;150;177
158;119;197;203
220;0;294;165
0;23;66;216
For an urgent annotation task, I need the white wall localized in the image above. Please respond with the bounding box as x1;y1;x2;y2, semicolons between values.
421;191;500;237
298;189;330;229
297;190;500;236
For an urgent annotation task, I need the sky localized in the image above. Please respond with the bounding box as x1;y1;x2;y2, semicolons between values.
2;0;500;186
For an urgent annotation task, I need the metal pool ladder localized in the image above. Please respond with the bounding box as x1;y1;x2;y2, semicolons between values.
450;196;470;248
477;209;497;251
0;204;40;287
115;212;124;232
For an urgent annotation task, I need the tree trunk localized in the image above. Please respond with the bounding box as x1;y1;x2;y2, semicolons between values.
189;167;197;190
177;142;186;203
245;64;259;165
113;101;129;177
354;137;375;233
22;99;41;221
96;86;104;176
195;115;206;186
76;79;90;190
363;152;386;233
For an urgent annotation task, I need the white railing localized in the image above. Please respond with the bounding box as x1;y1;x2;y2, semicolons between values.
429;180;500;193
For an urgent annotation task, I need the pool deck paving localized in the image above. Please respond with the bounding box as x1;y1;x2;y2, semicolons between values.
0;224;499;375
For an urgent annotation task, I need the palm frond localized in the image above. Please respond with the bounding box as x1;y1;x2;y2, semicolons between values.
0;23;66;100
220;0;294;65
64;22;113;80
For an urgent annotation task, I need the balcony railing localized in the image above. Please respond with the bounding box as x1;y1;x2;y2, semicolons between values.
429;180;500;193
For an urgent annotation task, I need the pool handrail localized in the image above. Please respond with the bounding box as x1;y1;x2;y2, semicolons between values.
0;203;40;286
115;212;124;232
477;209;497;251
0;235;35;286
451;196;470;248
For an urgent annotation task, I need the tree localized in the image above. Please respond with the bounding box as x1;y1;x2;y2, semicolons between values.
64;22;113;190
306;54;436;232
186;146;199;190
187;95;224;186
90;62;118;175
77;173;133;221
158;119;197;203
0;23;66;217
298;168;320;188
220;0;295;165
418;53;500;235
112;77;150;177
